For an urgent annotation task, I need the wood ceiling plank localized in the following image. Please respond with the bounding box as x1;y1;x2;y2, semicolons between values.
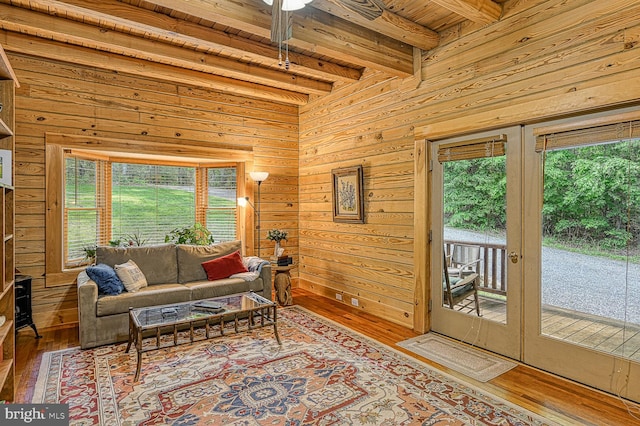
1;31;309;105
429;0;502;24
142;0;414;77
310;0;439;51
33;0;363;82
0;3;333;95
294;6;414;76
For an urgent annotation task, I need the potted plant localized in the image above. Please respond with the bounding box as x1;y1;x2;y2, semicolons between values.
82;245;97;265
267;229;288;257
164;222;214;245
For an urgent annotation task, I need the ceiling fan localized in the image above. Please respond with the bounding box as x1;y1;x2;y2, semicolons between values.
262;0;313;69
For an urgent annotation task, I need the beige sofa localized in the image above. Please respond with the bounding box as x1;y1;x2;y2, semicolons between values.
77;241;271;349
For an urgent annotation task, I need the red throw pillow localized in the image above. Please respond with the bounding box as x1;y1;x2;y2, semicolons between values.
201;250;248;281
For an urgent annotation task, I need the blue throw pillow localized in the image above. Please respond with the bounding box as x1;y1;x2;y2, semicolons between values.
86;263;125;295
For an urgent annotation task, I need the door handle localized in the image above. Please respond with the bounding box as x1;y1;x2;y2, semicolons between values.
508;251;519;263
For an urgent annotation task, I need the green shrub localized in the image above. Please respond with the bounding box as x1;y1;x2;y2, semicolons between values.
164;222;214;245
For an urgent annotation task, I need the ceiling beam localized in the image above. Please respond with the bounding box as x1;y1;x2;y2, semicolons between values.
142;0;415;77
23;0;363;83
309;0;439;51
1;31;309;105
0;2;333;95
429;0;502;25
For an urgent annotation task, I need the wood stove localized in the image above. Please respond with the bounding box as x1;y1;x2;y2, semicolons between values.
15;274;41;338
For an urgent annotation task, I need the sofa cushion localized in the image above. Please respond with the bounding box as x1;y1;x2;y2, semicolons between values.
96;283;191;316
201;250;248;281
86;264;125;295
97;244;178;285
185;278;263;300
114;259;148;292
176;241;242;283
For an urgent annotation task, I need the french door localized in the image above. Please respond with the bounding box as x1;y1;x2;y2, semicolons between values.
429;109;640;403
522;109;640;402
430;126;522;360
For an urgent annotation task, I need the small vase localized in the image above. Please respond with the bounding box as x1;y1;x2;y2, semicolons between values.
274;241;285;257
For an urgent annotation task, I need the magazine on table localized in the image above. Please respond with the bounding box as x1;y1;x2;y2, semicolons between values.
192;300;225;313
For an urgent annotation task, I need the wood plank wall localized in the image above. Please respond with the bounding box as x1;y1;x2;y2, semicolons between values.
298;0;640;330
9;49;299;329
6;0;640;332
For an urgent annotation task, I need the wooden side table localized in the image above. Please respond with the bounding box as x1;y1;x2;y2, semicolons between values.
274;265;293;306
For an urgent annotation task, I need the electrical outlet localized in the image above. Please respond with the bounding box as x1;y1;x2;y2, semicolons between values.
351;298;359;307
335;293;343;301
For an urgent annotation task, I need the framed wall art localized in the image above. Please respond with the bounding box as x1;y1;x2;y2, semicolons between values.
0;149;11;187
332;165;364;223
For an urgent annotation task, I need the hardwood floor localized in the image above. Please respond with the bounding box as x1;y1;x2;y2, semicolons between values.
15;288;640;425
463;296;640;361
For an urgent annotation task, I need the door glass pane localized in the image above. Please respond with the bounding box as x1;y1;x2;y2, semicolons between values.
442;154;508;323
541;139;640;360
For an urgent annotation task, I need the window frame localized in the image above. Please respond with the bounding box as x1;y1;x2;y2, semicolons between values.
108;160;200;251
45;133;254;288
63;154;109;267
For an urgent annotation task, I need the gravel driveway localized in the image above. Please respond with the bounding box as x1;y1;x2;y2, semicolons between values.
444;228;640;324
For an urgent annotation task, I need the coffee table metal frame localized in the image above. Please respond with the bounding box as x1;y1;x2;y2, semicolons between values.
125;292;280;381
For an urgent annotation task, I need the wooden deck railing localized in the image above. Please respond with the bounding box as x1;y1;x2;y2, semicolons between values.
444;240;507;296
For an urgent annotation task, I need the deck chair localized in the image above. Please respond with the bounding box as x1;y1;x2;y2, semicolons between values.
447;243;481;278
443;251;481;316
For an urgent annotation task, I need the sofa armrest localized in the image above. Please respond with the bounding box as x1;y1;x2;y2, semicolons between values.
260;262;272;302
77;270;98;303
77;270;99;348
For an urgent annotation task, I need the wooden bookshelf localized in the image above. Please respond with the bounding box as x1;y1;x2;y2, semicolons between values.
0;43;17;402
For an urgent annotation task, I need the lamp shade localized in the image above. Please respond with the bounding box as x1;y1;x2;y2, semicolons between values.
250;171;269;182
262;0;312;11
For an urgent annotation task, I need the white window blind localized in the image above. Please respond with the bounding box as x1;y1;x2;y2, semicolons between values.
205;167;237;242
64;156;239;267
111;163;196;245
64;156;106;265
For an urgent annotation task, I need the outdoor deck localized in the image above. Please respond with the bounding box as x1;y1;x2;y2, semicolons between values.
454;296;640;362
445;237;640;362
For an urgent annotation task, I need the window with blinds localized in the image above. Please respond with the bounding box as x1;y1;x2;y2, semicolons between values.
111;163;196;246
535;118;639;250
65;157;105;265
205;167;237;242
64;154;238;267
438;134;508;232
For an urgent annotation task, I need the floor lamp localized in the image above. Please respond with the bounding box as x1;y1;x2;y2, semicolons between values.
250;171;269;257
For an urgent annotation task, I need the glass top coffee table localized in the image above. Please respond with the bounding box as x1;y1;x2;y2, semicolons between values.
125;292;280;381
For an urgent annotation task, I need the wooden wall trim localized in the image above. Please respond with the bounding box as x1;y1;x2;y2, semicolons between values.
44;144;63;284
415;79;640;140
413;139;428;333
46;133;255;161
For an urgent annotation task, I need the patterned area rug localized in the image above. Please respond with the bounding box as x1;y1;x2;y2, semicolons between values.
34;306;557;425
397;334;517;382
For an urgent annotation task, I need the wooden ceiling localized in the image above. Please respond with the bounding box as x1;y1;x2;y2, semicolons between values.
0;0;504;105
